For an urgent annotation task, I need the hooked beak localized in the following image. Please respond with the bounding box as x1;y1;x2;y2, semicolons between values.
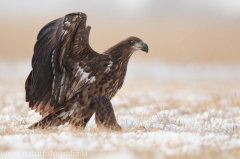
141;42;149;53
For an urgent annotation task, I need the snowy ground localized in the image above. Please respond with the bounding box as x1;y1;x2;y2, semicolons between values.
0;59;240;159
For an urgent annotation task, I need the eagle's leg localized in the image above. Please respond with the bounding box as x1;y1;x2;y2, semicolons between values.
70;111;94;129
95;95;121;131
69;99;96;129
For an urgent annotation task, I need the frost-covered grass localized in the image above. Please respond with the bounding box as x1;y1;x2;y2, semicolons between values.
0;60;240;159
1;79;240;159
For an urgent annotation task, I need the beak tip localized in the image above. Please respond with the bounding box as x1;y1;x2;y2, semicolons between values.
141;43;149;53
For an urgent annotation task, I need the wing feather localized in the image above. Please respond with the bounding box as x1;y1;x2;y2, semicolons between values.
26;12;112;116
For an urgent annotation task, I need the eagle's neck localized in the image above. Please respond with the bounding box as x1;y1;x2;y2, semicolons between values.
104;48;133;85
103;43;134;68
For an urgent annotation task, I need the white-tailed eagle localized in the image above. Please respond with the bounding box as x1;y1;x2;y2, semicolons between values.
25;12;148;130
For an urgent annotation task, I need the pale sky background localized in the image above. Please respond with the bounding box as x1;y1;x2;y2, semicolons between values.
1;0;240;19
0;0;240;63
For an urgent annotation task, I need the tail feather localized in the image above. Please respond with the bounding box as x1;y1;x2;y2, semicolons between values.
28;108;67;129
28;104;95;129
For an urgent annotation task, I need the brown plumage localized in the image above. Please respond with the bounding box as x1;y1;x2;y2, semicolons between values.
26;12;148;131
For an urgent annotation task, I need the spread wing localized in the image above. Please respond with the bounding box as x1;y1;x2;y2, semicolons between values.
26;12;112;116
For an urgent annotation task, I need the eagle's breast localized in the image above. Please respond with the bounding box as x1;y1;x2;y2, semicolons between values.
88;60;127;100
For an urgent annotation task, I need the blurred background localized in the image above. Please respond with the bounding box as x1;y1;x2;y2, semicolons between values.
0;0;240;80
1;1;240;158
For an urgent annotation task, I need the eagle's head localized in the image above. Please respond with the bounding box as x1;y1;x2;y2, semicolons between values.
127;36;149;53
103;36;149;57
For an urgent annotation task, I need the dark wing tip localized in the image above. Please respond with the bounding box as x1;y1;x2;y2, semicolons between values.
63;12;87;29
36;18;62;40
86;25;91;31
66;12;86;16
65;12;87;20
36;12;87;40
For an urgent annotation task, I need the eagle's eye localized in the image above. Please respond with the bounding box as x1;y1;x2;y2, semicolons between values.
131;41;135;45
